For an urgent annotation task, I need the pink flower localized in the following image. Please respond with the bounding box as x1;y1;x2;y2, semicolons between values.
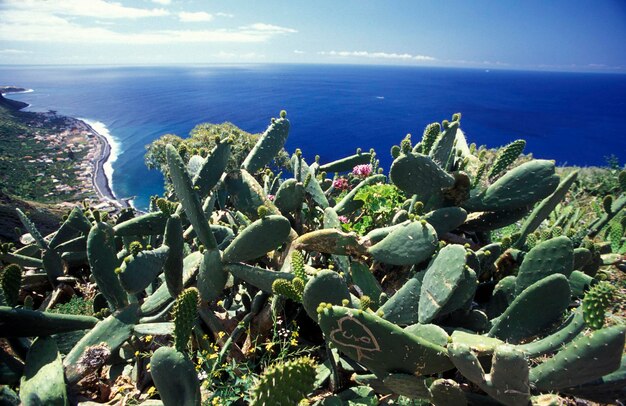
267;194;275;201
338;215;349;224
333;178;349;190
352;164;372;178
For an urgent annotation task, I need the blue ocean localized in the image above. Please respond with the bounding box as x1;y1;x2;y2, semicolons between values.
2;64;625;210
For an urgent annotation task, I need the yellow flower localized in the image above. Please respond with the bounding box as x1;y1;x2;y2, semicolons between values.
290;338;298;347
218;331;226;339
208;353;218;360
134;351;139;357
211;396;222;406
247;346;257;354
202;334;209;340
264;341;275;352
144;335;153;342
217;300;224;307
146;386;156;397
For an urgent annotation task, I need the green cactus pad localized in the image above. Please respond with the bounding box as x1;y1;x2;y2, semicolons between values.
242;115;290;173
0;306;98;337
423;207;468;237
515;236;574;295
20;336;68;406
381;373;431;399
15;208;48;250
513;170;578;248
529;325;626;391
222;215;291;263
319;152;373;173
389;153;455;202
488;274;571;343
274;178;305;214
429;120;460;171
418;244;471;323
379;271;424;325
582;281;616;330
429;378;467;406
368;220;438;266
197;248;226;302
293;229;366;256
225;263;295;293
518;308;586;357
173;288;199;353
117;245;170;295
163;214;184;297
302;270;351;319
192;140;231;197
291;154;329;209
113;211;169;236
319;305;453;377
350;261;382;309
250;356;316;406
463;160;560;212
404;323;450;348
0;264;22;307
487;139;526;181
166;144;217;250
569;270;595;298
64;304;139;384
151;346;201;406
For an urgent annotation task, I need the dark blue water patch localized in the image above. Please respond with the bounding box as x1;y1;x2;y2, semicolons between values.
2;64;625;209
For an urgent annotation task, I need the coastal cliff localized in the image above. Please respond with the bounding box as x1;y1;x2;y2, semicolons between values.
0;91;28;110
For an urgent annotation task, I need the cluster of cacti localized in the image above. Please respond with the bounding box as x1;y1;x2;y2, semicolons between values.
0;111;624;405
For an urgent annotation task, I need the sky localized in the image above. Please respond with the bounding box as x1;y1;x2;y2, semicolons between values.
0;0;625;72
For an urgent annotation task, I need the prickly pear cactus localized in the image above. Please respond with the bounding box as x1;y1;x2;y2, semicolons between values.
583;281;616;330
173;287;199;353
250;356;317;406
0;264;22;307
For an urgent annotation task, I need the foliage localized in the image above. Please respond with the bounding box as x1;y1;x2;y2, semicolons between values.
341;183;406;235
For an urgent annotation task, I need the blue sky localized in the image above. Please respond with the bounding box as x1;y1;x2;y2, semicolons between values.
0;0;625;72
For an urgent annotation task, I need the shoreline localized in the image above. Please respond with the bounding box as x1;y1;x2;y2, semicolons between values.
79;119;131;209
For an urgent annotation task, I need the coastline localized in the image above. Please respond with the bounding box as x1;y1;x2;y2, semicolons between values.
79;119;130;209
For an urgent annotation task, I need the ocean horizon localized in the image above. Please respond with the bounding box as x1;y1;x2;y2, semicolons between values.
2;64;625;210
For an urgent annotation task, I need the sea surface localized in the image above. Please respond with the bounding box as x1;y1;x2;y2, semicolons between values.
1;64;625;209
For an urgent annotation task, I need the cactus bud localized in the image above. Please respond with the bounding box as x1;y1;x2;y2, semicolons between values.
356;147;362;154
129;241;143;256
603;195;613;214
257;205;270;219
452;112;462;121
280;110;287;118
400;134;412;154
390;145;401;159
583;281;616;330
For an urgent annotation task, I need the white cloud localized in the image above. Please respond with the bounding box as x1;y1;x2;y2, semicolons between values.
0;49;32;54
216;12;234;18
178;11;213;22
0;12;297;44
213;51;265;59
242;23;297;34
319;50;435;61
293;50;305;54
1;0;169;19
152;0;172;5
0;3;297;45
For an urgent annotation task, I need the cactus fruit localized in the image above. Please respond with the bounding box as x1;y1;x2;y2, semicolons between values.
250;356;316;406
0;264;22;307
151;346;201;406
272;278;302;302
582;281;616;330
173;288;199;353
487;139;526;180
